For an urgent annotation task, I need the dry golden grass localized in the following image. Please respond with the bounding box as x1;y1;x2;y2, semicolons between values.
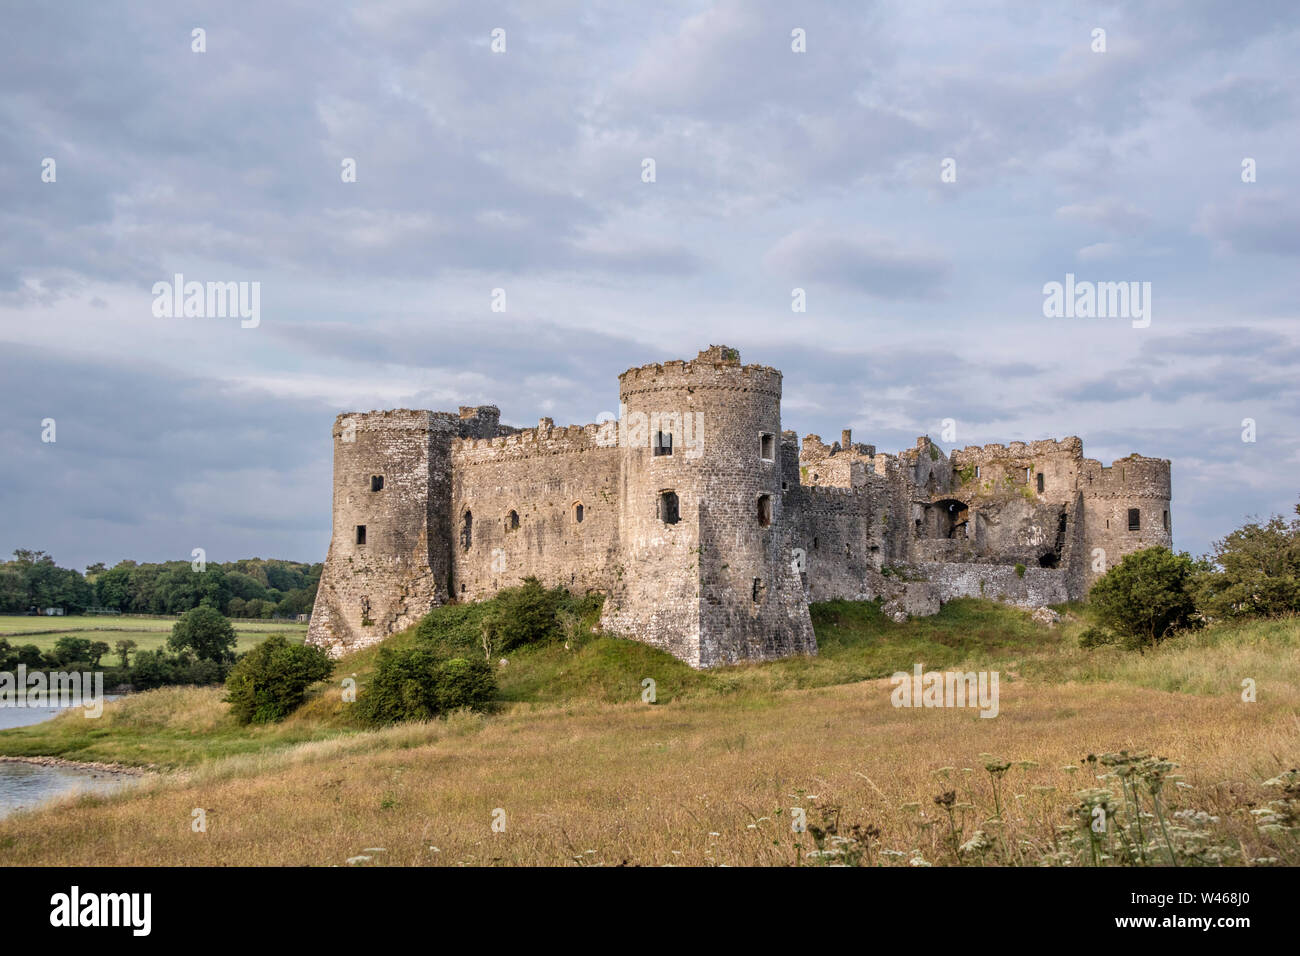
2;674;1295;866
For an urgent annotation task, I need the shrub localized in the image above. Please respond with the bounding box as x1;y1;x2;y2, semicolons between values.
1014;563;1026;579
436;657;497;710
128;650;174;690
1194;503;1300;621
6;643;48;669
1088;547;1198;651
1077;626;1118;649
487;577;566;652
50;636;93;667
169;605;237;664
129;649;230;690
224;635;333;724
359;645;495;725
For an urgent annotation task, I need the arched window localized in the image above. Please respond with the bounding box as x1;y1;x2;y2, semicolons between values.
574;502;584;524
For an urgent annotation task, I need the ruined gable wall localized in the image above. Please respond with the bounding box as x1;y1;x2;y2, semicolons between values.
950;438;1085;502
450;422;621;601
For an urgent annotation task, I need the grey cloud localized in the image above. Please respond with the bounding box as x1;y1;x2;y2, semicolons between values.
763;227;951;300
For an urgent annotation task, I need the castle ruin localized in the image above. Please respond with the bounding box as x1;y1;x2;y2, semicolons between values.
307;346;1172;667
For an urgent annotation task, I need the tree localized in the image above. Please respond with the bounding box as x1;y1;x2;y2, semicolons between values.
168;606;237;664
12;644;45;668
224;635;333;724
0;567;24;612
52;636;93;666
95;564;133;610
115;639;137;668
88;641;110;668
1194;502;1300;620
1088;547;1199;651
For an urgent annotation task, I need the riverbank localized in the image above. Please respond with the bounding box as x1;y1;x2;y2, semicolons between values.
0;754;152;775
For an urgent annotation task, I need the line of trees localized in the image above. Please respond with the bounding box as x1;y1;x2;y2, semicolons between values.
0;551;322;620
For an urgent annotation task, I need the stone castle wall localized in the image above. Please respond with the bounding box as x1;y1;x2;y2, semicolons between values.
308;346;1173;666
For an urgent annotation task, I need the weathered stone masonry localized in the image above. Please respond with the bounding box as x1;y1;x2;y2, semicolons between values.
309;347;1172;667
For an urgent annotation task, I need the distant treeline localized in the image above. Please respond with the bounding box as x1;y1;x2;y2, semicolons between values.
0;550;322;620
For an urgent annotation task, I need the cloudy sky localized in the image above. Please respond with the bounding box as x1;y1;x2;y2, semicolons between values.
2;0;1298;570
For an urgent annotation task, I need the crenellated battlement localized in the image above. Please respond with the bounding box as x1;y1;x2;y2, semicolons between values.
619;345;782;399
310;345;1173;667
452;419;617;464
951;436;1084;463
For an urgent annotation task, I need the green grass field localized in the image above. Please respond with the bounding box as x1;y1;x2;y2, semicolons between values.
0;614;306;654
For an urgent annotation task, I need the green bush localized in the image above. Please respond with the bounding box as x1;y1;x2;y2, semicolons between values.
130;649;229;690
436;657;498;710
1194;502;1300;621
224;635;333;724
359;645;495;725
414;601;497;654
488;577;566;652
1077;626;1118;649
50;636;93;666
169;605;237;664
1088;547;1199;651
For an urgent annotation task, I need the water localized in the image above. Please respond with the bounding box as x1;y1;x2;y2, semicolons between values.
0;697;137;819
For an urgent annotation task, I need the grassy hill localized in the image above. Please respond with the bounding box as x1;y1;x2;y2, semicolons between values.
1;599;1296;865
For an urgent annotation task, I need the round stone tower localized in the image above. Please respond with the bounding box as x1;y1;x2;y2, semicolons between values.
1079;453;1173;587
601;346;815;667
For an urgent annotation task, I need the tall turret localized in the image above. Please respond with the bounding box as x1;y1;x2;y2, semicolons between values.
1079;453;1173;587
601;346;815;667
308;409;456;656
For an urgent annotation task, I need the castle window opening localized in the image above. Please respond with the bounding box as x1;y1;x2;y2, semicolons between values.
1163;510;1169;531
370;475;384;492
653;430;673;456
757;494;772;527
1036;472;1044;493
507;510;519;530
461;511;473;550
1128;508;1141;531
781;481;788;491
1024;467;1031;483
760;433;775;461
975;466;981;478
659;491;680;525
574;502;584;523
812;536;819;550
752;577;765;603
355;525;366;545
